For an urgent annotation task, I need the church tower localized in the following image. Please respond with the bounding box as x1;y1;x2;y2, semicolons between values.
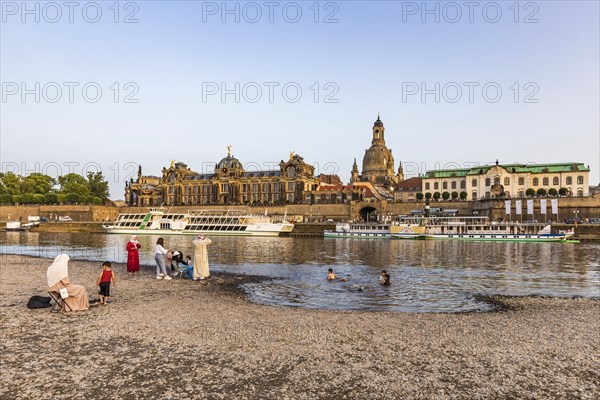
360;113;397;186
350;158;360;183
371;112;385;146
397;161;404;182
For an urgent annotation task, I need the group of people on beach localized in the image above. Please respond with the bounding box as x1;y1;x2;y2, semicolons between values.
327;268;391;286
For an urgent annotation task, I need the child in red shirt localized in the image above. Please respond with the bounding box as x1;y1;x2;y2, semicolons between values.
96;261;117;305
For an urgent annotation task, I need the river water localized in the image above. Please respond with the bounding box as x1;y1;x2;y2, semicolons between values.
1;232;599;312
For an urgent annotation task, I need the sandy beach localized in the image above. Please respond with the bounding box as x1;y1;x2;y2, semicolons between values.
1;254;598;399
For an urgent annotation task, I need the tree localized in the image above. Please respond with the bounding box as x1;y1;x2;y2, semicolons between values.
433;192;441;200
525;188;536;197
44;193;58;204
22;173;55;195
548;188;558;197
65;193;81;204
442;191;450;200
21;193;35;203
536;188;547;197
460;191;468;200
559;187;568;196
92;196;103;205
58;174;90;196
57;194;67;204
86;172;110;199
416;193;424;201
0;194;13;203
1;172;22;195
425;192;432;200
33;194;45;203
12;194;22;204
451;191;459;200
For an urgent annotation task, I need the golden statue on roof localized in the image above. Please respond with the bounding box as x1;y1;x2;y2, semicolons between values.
227;145;232;157
289;151;295;160
170;160;176;168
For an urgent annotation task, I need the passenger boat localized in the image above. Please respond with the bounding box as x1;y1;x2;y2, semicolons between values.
5;221;28;231
102;208;294;237
391;216;575;242
323;222;428;239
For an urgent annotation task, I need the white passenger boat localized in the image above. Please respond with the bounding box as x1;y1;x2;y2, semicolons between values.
5;221;28;231
391;216;575;242
324;222;428;239
102;208;294;237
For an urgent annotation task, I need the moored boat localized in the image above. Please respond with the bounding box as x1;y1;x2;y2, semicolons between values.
102;208;294;237
324;222;428;239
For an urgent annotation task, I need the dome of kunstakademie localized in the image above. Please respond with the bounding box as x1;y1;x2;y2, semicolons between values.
217;155;242;171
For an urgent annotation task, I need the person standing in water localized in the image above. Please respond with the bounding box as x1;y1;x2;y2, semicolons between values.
327;268;348;282
192;235;212;280
380;270;391;286
126;235;141;277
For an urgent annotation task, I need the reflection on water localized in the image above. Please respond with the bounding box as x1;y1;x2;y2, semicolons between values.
1;232;599;312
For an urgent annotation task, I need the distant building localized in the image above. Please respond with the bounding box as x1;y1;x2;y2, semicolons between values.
422;161;591;200
125;150;319;206
350;114;404;188
394;176;423;202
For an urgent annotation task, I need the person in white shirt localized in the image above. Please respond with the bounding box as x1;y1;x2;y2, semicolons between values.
155;238;172;280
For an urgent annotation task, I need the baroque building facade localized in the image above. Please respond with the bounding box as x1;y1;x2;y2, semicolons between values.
422;161;591;200
125;150;319;206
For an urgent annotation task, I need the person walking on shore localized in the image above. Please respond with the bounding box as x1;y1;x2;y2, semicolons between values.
126;235;141;277
192;235;212;280
155;238;172;280
96;261;117;305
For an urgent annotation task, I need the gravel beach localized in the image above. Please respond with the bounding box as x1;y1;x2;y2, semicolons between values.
1;254;599;399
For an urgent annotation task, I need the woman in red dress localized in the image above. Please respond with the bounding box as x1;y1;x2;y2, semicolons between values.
126;235;141;276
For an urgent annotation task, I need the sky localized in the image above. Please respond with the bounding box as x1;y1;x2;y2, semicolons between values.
1;0;599;199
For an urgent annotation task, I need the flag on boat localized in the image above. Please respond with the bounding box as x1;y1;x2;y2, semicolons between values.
540;199;547;214
505;200;511;215
515;200;522;214
527;199;534;215
551;199;559;215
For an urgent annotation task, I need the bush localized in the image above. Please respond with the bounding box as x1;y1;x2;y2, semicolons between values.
559;187;568;196
21;193;35;203
451;191;459;200
44;193;58;204
442;191;450;200
416;193;424;201
0;194;13;204
33;194;45;204
84;195;95;204
459;191;468;200
525;188;536;197
433;192;441;200
57;194;67;204
65;193;80;204
536;188;547;197
425;192;432;200
12;194;21;204
548;188;558;197
92;196;103;205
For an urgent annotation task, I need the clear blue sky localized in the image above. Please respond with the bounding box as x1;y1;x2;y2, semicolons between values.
1;0;598;198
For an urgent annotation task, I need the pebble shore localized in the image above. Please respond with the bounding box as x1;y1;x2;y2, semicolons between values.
1;255;599;399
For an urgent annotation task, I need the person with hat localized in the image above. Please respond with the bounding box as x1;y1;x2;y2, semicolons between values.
126;235;141;277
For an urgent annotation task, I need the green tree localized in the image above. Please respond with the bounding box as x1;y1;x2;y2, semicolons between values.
12;194;22;204
44;193;58;204
58;173;90;196
451;191;459;200
559;187;568;196
33;194;45;203
86;171;110;199
0;194;13;203
537;188;547;197
460;191;468;200
22;173;55;195
92;196;103;205
525;188;536;197
548;188;558;197
416;193;424;201
65;193;81;204
1;172;22;195
57;194;67;204
425;192;432;200
433;192;441;200
442;191;450;200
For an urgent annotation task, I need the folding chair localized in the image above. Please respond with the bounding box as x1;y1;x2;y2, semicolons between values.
48;290;73;312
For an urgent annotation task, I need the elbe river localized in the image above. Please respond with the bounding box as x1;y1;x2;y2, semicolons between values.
2;232;598;312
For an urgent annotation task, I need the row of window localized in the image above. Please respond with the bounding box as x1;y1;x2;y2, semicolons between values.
170;182;296;195
425;175;585;191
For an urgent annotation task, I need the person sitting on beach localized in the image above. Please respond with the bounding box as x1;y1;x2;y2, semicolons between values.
47;254;89;311
96;261;117;305
327;268;348;282
380;270;391;286
182;255;194;279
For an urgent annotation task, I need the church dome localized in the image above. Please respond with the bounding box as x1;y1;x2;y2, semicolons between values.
217;155;242;170
362;145;393;175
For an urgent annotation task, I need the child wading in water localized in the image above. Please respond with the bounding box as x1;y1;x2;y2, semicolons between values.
96;261;117;305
